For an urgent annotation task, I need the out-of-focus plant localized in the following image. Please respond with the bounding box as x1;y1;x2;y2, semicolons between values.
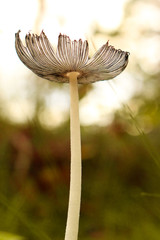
0;232;24;240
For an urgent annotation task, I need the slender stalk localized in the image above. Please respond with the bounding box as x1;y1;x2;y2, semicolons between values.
65;72;82;240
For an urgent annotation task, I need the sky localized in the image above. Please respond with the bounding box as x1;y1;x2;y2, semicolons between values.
0;0;159;127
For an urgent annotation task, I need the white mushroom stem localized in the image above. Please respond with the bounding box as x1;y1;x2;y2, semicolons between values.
65;72;82;240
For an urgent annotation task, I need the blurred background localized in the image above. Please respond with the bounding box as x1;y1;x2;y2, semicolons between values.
0;0;160;239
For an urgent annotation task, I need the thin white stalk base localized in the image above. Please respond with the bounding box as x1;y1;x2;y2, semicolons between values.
64;72;82;240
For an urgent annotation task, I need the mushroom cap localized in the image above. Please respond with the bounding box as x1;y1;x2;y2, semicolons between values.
15;30;129;84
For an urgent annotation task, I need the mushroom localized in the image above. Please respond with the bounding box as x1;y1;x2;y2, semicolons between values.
15;30;129;240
